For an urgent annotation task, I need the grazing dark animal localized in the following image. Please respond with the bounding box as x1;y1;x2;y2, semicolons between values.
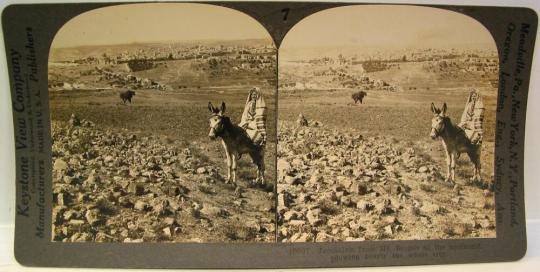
208;102;265;186
430;103;482;184
352;91;367;104
120;90;136;104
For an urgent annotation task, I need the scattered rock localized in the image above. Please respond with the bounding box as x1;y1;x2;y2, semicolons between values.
53;159;69;172
134;200;148;211
201;206;229;218
85;209;103;226
283;211;298;221
162;227;172;239
288;220;306;227
196;167;207;174
384;225;394;236
127;182;145;196
277;120;494;242
306;209;322;226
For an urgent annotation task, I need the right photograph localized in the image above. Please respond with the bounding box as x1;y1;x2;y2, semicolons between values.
277;5;498;242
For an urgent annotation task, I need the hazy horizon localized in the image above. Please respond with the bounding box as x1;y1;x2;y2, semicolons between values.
52;3;272;48
52;38;273;50
281;5;497;61
280;43;497;61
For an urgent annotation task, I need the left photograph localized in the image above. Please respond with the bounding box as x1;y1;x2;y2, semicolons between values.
49;3;277;243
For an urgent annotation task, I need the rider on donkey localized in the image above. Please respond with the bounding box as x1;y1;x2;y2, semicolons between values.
458;88;484;146
239;87;267;147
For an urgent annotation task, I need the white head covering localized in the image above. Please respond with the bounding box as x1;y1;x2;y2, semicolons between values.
240;87;266;127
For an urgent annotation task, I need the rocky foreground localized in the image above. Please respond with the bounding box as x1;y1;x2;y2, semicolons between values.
52;115;275;243
277;120;495;242
50;114;495;243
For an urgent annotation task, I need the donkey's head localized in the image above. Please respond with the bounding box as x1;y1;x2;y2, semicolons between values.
208;102;230;140
430;102;448;139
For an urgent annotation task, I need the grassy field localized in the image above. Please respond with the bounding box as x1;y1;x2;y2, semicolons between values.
50;87;277;184
278;60;497;184
50;86;278;242
277;61;498;241
279;88;496;184
49;39;279;242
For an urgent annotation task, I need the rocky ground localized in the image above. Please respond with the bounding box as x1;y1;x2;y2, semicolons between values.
52;114;275;243
277;120;496;242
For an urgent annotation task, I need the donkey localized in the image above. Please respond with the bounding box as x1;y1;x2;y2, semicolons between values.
207;102;265;186
430;103;482;184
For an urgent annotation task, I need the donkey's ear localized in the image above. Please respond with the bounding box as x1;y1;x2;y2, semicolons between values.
208;102;214;113
442;103;447;116
431;103;439;114
220;102;226;114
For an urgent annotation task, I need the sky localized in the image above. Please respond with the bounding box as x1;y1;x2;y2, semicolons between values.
51;3;271;48
281;5;496;54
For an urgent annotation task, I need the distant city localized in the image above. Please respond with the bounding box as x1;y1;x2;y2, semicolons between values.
52;43;276;70
280;47;498;92
48;41;276;91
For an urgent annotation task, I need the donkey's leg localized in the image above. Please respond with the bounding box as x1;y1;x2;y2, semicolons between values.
474;147;483;183
226;154;232;184
258;150;265;185
466;146;482;184
249;149;265;185
231;153;237;186
467;149;477;182
450;153;456;183
255;159;261;184
443;144;451;182
222;142;232;184
467;150;477;183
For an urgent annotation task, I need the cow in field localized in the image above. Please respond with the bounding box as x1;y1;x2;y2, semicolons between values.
352;91;367;104
120;90;136;104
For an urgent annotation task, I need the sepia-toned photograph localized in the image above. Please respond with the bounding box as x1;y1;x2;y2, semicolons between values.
277;5;498;242
49;3;277;243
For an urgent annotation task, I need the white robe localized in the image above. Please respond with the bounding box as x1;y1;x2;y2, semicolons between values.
458;89;484;145
239;89;267;146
